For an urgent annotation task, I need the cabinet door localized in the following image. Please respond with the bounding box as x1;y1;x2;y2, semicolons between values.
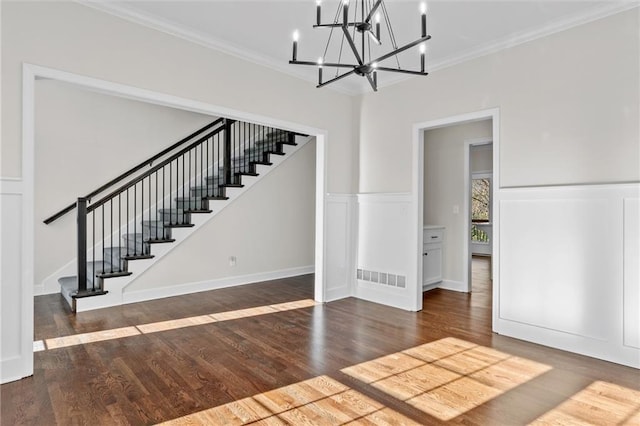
423;246;443;285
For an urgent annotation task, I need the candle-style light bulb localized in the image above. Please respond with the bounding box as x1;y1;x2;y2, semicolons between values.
292;30;299;61
318;57;323;84
375;12;381;41
420;3;427;37
316;0;322;26
343;0;349;25
419;43;426;73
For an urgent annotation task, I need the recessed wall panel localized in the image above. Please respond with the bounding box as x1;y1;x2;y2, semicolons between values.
623;198;640;349
500;198;617;341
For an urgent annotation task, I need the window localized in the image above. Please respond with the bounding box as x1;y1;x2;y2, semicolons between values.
471;177;491;243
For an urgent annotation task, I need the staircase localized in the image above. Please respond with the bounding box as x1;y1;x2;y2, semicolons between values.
44;118;308;312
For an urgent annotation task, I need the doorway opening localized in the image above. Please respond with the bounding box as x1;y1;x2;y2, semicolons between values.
412;108;499;318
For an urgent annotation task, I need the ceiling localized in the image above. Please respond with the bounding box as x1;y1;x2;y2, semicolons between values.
91;1;634;95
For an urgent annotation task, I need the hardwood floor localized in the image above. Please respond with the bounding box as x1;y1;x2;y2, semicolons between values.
2;263;639;425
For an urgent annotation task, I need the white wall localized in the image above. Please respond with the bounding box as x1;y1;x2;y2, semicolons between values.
0;1;356;382
1;2;356;191
424;120;492;283
35;80;214;291
360;9;639;192
358;9;639;366
0;179;32;384
471;145;492;173
125;139;316;292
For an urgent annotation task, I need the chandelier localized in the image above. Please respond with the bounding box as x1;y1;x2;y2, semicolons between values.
289;0;431;91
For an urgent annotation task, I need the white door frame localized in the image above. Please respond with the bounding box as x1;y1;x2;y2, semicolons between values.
411;108;500;318
18;63;328;380
464;139;493;291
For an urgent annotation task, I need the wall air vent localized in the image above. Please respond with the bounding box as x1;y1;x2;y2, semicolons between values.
357;269;406;288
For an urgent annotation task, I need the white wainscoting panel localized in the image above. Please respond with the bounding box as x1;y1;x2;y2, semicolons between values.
356;193;416;310
324;194;357;301
497;183;640;368
623;197;640;350
1;178;33;383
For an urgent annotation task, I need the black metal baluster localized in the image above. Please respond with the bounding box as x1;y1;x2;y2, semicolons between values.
148;175;151;243
91;207;95;285
110;199;113;273
118;193;121;271
101;204;104;290
141;178;144;255
182;154;185;221
134;185;137;255
155;171;159;240
126;188;130;257
77;198;87;294
224;120;231;186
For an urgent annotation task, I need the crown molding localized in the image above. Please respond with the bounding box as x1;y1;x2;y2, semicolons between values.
78;0;360;96
428;2;639;74
79;1;638;97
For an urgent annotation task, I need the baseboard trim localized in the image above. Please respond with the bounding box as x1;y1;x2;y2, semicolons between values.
1;356;29;384
422;282;439;292
122;265;315;305
34;284;47;296
438;279;467;292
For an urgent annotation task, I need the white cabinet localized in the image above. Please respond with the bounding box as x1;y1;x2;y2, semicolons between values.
423;226;444;287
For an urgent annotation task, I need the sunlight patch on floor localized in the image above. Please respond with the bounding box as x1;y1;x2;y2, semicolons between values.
157;375;420;426
341;337;552;421
529;380;640;425
42;299;317;351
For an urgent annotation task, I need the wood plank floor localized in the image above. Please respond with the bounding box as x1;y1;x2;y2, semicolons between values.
2;258;639;425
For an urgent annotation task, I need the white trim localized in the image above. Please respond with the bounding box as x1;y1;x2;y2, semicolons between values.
0;177;23;194
79;1;638;96
314;134;327;303
464;138;493;291
21;65;36;381
122;265;315;305
21;64;328;370
357;192;412;203
495;183;639;367
324;193;358;302
413;108;500;317
438;280;466;293
78;1;358;97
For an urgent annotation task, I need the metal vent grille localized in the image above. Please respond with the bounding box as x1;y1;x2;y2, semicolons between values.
356;269;406;288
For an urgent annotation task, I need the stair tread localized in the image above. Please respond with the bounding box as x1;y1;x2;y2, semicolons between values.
147;238;176;244
97;271;133;279
184;209;212;214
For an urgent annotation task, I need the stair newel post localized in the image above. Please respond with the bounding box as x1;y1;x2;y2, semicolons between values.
224;119;232;185
76;197;88;294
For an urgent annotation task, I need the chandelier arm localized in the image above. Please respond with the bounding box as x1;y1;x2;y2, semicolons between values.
313;23;361;29
364;0;383;24
376;66;428;76
289;60;357;68
317;69;356;88
341;26;364;65
365;73;378;91
369;35;430;66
